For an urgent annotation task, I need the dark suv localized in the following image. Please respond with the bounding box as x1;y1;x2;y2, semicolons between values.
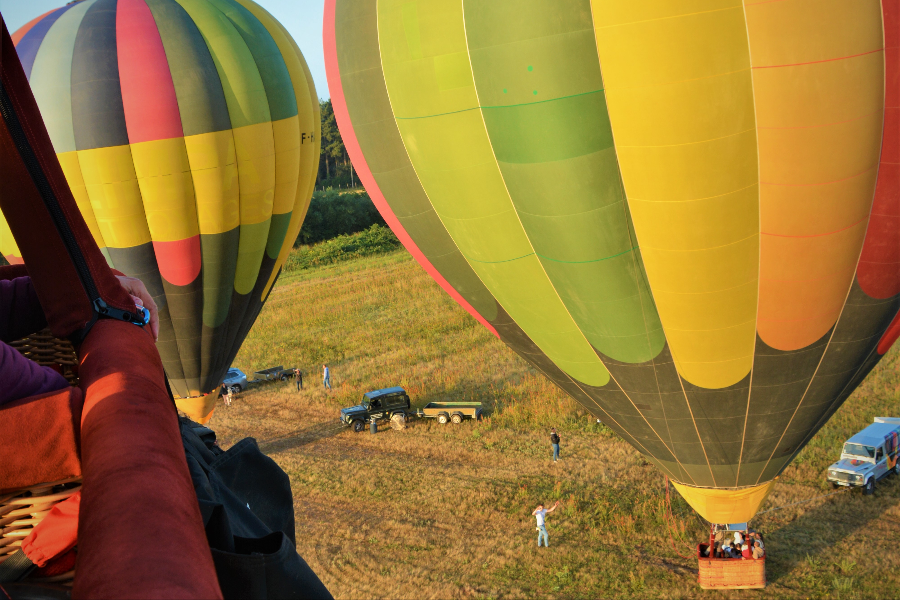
340;387;411;432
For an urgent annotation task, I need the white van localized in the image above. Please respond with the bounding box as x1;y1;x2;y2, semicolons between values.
826;417;900;495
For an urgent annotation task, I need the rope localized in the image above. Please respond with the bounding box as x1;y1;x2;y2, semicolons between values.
755;487;848;515
663;476;696;560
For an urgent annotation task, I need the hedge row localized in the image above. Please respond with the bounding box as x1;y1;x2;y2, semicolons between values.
296;189;385;246
283;225;401;273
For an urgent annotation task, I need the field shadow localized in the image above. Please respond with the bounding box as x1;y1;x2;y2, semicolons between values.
764;480;900;584
257;421;348;454
257;417;428;454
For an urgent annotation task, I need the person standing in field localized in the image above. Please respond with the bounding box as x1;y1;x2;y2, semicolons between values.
323;364;332;390
532;501;560;548
294;368;303;391
550;427;561;462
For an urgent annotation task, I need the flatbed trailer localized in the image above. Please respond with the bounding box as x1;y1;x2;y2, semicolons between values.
415;402;482;424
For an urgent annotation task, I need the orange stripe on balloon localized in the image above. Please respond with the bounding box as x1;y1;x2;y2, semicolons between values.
761;216;868;238
116;0;183;143
752;47;883;70
747;0;885;351
858;0;900;299
152;236;201;286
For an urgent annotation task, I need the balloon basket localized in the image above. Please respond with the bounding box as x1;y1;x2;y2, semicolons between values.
9;328;79;385
0;477;81;585
697;544;766;590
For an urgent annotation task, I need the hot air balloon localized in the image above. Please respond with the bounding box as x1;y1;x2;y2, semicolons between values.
324;0;899;523
6;0;321;421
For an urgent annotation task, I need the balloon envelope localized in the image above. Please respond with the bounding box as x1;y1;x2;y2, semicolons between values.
7;0;321;421
325;0;899;522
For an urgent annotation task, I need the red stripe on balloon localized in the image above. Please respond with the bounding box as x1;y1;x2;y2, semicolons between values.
153;236;201;287
116;0;183;143
323;0;497;337
877;309;900;354
11;10;55;46
857;0;899;299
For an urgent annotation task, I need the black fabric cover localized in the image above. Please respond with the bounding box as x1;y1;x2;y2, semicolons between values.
180;418;332;600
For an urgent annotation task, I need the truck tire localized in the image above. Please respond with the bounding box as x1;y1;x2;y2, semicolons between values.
864;477;875;495
390;413;406;431
437;413;449;425
894;462;900;476
451;413;463;424
352;420;365;433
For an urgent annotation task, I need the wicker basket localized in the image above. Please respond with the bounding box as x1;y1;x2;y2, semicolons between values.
0;329;82;584
0;477;81;584
9;328;78;385
697;544;766;589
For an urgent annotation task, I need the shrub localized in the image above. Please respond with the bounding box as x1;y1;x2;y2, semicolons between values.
296;189;385;246
283;225;401;272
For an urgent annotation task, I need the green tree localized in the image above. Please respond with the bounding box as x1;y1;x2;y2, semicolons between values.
318;99;356;188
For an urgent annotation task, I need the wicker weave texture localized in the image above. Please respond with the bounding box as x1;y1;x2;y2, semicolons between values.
0;477;81;584
9;328;78;384
698;554;766;590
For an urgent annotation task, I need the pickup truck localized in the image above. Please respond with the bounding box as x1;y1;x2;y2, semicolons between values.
826;417;900;494
415;402;482;424
340;387;411;432
252;366;295;382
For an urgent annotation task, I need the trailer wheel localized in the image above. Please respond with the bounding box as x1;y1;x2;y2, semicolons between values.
390;413;406;431
352;420;365;433
894;462;900;476
437;413;449;425
451;413;463;424
864;477;875;495
230;384;242;394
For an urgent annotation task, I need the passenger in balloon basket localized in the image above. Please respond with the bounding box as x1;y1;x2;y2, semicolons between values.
294;367;304;391
748;531;765;559
532;500;560;548
0;274;158;408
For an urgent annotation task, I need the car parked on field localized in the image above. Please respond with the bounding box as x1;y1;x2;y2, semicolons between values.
340;387;411;432
826;417;900;494
222;368;248;393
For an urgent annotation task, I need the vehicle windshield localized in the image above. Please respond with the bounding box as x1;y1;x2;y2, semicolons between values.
843;443;875;459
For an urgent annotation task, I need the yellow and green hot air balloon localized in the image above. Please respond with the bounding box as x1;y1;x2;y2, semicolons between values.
324;0;900;523
7;0;320;422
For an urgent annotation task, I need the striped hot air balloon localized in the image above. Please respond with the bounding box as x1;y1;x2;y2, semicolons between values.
325;0;899;522
7;0;320;422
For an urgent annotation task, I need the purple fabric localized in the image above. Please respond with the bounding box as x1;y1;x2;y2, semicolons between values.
0;277;68;406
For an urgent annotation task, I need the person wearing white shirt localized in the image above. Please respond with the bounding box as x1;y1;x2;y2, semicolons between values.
531;501;560;548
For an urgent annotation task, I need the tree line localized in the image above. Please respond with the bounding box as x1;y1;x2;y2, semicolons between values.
316;99;357;189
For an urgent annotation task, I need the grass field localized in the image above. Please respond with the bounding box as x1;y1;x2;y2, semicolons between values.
209;248;900;600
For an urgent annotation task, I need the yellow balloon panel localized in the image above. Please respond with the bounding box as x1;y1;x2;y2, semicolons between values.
130;137;200;242
590;0;759;388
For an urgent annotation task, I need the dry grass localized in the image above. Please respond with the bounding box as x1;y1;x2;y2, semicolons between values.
208;249;900;599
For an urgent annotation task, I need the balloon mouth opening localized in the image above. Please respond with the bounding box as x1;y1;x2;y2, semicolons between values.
174;395;217;425
670;480;776;524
